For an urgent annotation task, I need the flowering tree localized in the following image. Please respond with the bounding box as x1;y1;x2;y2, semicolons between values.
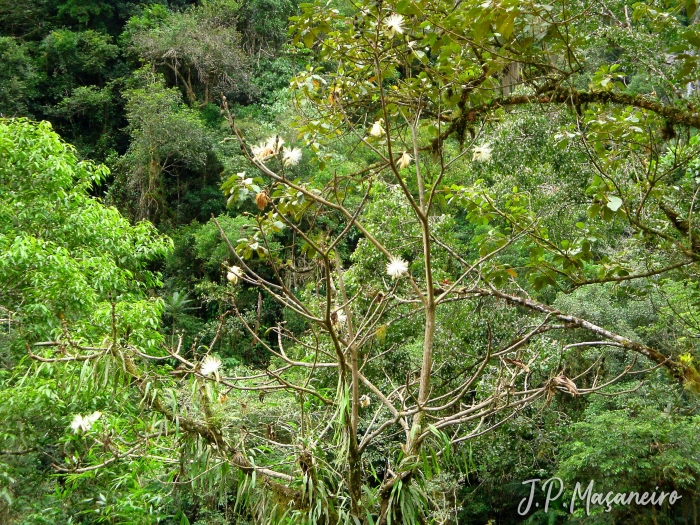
18;0;700;523
192;0;700;521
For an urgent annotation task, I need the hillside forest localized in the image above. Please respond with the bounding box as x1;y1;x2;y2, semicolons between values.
2;0;700;524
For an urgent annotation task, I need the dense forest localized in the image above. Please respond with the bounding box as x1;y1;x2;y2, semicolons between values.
2;0;700;523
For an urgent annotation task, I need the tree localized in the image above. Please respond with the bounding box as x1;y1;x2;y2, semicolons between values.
112;68;215;224
0;37;41;117
556;390;700;524
126;1;251;106
214;0;700;520
13;0;700;524
0;118;172;522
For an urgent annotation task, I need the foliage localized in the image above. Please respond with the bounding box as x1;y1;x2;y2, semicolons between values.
127;0;251;105
0;38;42;117
0;118;170;346
3;0;700;524
0;118;172;523
556;385;700;524
112;68;216;224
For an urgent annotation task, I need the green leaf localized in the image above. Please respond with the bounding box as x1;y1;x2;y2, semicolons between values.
606;196;623;212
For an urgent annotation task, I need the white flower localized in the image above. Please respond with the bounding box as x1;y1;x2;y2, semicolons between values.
226;265;243;284
282;147;302;167
359;394;371;408
71;411;102;433
252;136;284;161
252;141;274;161
331;307;347;328
70;414;83;432
383;14;405;38
370;119;385;137
472;143;493;163
200;355;222;377
386;257;408;279
267;135;284;153
398;151;413;169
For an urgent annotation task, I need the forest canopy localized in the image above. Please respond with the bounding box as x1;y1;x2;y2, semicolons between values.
2;0;700;524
